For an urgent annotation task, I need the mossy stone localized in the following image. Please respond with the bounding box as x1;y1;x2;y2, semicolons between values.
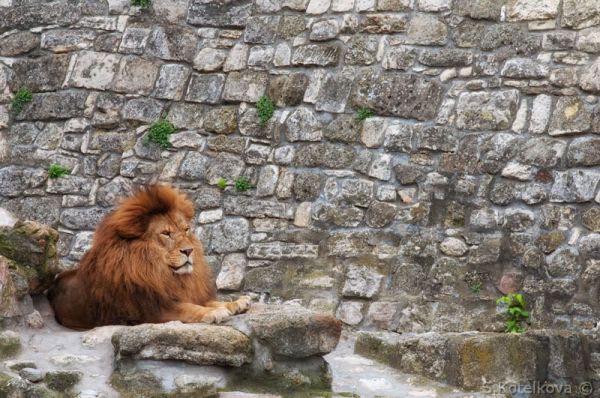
44;370;82;391
0;330;21;359
536;230;565;254
582;207;600;232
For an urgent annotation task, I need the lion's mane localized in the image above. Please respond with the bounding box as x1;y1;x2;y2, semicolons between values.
69;185;216;326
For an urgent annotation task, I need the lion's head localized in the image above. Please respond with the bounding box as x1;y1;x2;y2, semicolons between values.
51;184;216;327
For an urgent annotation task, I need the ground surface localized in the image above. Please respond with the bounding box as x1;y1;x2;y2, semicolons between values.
5;297;494;398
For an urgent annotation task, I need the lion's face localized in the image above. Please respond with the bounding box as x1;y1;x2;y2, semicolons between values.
145;211;200;275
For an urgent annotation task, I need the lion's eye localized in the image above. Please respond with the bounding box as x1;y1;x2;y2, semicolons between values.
161;231;172;238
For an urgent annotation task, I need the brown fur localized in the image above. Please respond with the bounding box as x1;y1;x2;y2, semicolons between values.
48;185;250;330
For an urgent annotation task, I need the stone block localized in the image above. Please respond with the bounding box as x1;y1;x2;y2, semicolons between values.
10;55;69;92
351;70;442;121
455;90;519;130
112;56;161;95
151;64;190;100
186;73;225;104
223;71;268;103
187;0;252;27
292;44;341;66
68;51;121;90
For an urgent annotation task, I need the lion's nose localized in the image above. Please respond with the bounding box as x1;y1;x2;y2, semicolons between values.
180;248;193;257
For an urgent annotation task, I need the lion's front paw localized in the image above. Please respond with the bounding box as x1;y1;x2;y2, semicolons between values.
233;296;251;314
201;308;231;324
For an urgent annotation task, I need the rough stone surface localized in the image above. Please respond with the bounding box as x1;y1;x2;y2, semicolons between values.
351;71;443;120
355;330;589;392
112;322;253;366
1;0;600;341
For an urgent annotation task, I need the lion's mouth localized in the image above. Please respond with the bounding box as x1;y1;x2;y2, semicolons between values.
171;262;193;274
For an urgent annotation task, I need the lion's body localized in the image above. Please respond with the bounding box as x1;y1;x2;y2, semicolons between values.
48;185;249;330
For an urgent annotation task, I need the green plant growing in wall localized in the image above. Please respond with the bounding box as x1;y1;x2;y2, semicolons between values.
10;87;32;115
131;0;150;8
469;281;482;293
496;293;529;334
355;107;373;121
48;164;70;179
234;176;252;192
216;178;227;190
256;95;275;127
144;119;175;149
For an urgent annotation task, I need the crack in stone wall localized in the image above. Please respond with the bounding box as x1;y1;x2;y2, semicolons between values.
1;0;600;333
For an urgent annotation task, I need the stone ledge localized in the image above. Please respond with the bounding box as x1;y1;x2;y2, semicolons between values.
111;304;342;395
355;329;600;393
113;323;254;367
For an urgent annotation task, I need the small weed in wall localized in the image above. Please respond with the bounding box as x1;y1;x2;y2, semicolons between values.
216;178;227;190
355;108;373;121
144;119;175;149
10;87;32;115
48;164;70;179
256;95;275;127
497;293;529;334
469;281;482;293
234;176;252;192
131;0;150;8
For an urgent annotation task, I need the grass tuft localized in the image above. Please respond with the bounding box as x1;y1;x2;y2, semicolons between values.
216;178;227;190
144;119;175;149
256;95;275;127
355;107;373;121
48;164;70;179
131;0;150;8
10;87;32;115
234;176;252;192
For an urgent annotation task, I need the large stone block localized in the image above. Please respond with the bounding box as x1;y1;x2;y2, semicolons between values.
224;197;293;219
0;2;81;31
186;73;225;104
59;207;110;230
0;31;39;56
548;96;591;136
187;0;252;27
112;56;161;95
231;304;341;358
455;90;519;130
210;218;250;253
284;107;322;142
16;91;88;121
293;143;356;169
223;71;268;103
10;55;69;92
291;44;341;66
247;242;318;259
68;51;121;90
507;0;560;21
453;0;503;20
567;137;600;167
550;170;600;203
561;0;600;29
351;71;442;121
146;25;198;62
354;14;409;34
0;166;46;197
152;64;191;100
113;322;253;366
267;73;308;107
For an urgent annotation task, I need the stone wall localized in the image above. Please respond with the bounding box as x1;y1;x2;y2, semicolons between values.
1;0;600;333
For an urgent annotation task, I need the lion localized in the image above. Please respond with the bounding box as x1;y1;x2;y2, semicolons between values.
48;184;250;330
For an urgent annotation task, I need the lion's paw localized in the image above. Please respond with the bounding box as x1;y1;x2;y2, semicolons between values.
202;308;231;324
233;296;251;314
